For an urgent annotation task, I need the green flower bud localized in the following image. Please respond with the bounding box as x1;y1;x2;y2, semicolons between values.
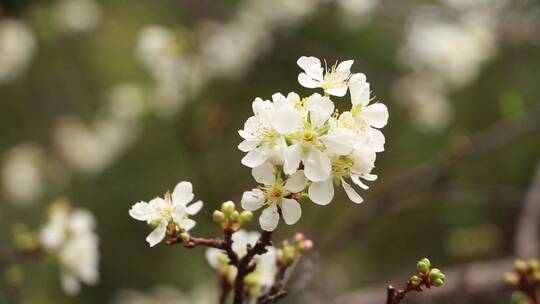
504;272;520;285
511;291;528;304
514;260;527;272
230;210;240;222
417;258;431;272
213;210;225;223
221;201;235;215
529;259;539;271
284;246;296;264
429;268;442;282
410;275;421;286
239;211;253;223
180;232;190;244
532;271;540;282
432;278;444;287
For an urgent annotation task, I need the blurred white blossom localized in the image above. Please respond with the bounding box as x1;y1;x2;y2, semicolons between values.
40;201;99;295
393;76;454;131
0;19;36;84
1;143;45;205
113;285;216;304
55;0;102;33
54;83;144;174
400;12;497;88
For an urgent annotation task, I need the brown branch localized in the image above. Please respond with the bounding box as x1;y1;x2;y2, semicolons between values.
338;159;540;304
234;231;273;304
257;260;291;304
515;160;540;258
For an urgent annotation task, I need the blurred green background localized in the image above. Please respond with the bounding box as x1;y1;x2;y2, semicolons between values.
1;0;540;303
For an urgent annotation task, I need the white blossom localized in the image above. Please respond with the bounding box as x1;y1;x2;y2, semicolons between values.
40;202;99;296
241;163;307;231
297;56;354;97
129;181;203;247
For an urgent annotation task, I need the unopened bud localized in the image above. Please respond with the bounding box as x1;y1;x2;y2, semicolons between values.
230;210;240;222
221;201;235;214
504;272;519;285
529;259;539;271
301;239;314;251
432;278;444;287
410;275;421;286
284;246;296;263
239;211;253;223
514;260;527;272
417;258;431;272
294;232;305;242
180;232;190;244
213;210;225;222
429;268;442;282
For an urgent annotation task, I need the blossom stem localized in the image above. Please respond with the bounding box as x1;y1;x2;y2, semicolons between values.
233;231;272;304
257;260;291;304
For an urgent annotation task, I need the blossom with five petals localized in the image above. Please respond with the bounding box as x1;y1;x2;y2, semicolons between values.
129;181;203;247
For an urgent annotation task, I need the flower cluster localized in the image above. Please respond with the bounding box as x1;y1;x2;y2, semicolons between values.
39;200;99;296
129;181;203;247
504;259;540;304
240;56;388;231
387;258;446;304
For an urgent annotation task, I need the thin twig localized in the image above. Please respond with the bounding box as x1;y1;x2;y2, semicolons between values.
234;231;272;304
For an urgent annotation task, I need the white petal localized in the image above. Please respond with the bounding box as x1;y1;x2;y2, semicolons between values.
259;204;280;231
238;139;260;152
271;92;288;106
205;248;223;269
363;173;378;181
266;136;287;166
308;178;334;205
271;103;302;135
172;181;194;205
146;220;167;247
320;128;360;155
298;73;322;89
284;143;303;175
362;103;389;128
307;93;335;128
304;148;331;182
326;86;349;97
252;163;275;185
61;272;81;296
241;189;266;211
172;202;187;223
336;60;354;74
281;198;302;225
186;200;203;215
351;175;369;190
367;128;385;152
129;201;152;221
297;56;324;82
341;178;364;204
349;73;370;106
241;147;267;168
179;218;196;231
351;146;376;174
284;170;308;193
